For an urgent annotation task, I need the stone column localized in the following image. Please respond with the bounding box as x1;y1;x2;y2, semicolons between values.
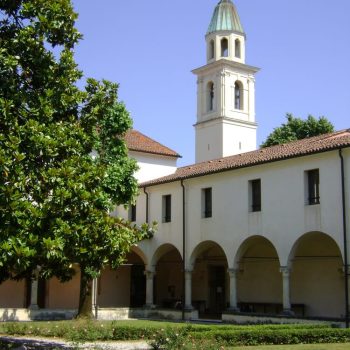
280;266;293;315
227;268;239;312
92;278;98;318
184;269;193;310
145;270;155;308
29;278;39;310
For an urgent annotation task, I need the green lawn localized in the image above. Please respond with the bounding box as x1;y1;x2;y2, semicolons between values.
231;344;350;350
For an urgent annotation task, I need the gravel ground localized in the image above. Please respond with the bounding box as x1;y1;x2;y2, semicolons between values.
0;336;151;350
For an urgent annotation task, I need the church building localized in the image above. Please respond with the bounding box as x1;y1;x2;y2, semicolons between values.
1;0;350;323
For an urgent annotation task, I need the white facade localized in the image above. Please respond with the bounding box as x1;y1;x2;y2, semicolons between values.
129;150;177;183
128;147;349;319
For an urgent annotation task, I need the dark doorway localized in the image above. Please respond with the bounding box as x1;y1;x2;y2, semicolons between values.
37;278;46;308
130;265;146;307
208;266;225;314
25;278;31;308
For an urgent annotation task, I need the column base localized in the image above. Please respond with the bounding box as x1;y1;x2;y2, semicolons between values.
144;304;156;309
28;304;39;310
282;309;295;317
184;305;194;311
226;307;240;313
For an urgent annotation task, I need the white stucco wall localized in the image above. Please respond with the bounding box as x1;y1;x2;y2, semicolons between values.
129;151;177;183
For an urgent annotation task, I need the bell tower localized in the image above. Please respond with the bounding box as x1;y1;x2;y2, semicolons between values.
193;0;260;163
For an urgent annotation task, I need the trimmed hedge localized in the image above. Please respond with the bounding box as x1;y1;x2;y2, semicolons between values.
1;320;348;346
191;328;350;346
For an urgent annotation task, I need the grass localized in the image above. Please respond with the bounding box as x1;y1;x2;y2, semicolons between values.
231;344;350;350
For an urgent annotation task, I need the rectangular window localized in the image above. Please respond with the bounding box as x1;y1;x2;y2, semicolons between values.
307;169;320;205
202;187;212;218
250;179;261;212
162;195;171;223
129;204;136;222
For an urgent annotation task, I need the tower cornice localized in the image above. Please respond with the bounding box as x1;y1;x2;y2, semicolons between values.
194;116;258;128
192;59;260;76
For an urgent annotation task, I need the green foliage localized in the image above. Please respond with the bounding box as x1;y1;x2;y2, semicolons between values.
191;327;350;347
261;114;335;148
0;0;153;316
149;326;225;350
1;320;348;348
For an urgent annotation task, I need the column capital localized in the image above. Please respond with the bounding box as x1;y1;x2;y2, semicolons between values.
342;265;350;276
280;266;291;275
227;268;239;277
185;269;193;280
144;270;156;279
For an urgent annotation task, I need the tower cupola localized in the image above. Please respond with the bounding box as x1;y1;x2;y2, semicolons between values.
207;0;244;35
206;0;246;64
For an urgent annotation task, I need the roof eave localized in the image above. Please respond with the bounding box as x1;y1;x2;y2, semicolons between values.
140;143;350;188
129;148;182;159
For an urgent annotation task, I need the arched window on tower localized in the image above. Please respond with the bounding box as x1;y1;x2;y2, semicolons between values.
207;82;214;112
235;39;241;58
234;81;243;110
221;38;228;57
209;39;215;59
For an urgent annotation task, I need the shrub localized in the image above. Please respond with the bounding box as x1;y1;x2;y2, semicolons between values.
1;320;348;347
191;327;350;346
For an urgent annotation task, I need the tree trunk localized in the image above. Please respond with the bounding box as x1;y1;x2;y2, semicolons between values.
77;270;93;318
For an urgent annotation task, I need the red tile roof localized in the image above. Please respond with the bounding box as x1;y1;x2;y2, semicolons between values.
125;130;181;158
141;129;350;187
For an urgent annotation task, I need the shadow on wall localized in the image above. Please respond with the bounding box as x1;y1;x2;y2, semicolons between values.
0;308;77;322
0;309;23;322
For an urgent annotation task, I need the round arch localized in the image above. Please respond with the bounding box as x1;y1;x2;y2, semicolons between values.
189;240;229;316
131;246;148;266
150;243;182;268
234;80;244;110
234;235;282;312
98;247;147;308
287;231;343;267
234;235;281;268
189;240;228;268
150;243;183;309
206;81;215;112
287;231;344;318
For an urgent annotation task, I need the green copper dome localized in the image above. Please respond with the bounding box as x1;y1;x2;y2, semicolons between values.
207;0;244;35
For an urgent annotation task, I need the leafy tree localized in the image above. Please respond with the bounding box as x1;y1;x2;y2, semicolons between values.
0;0;153;317
261;113;334;148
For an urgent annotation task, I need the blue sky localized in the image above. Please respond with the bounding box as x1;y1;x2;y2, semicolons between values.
72;0;350;166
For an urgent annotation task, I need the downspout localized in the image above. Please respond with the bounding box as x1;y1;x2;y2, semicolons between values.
339;148;349;328
181;180;186;321
143;187;149;224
